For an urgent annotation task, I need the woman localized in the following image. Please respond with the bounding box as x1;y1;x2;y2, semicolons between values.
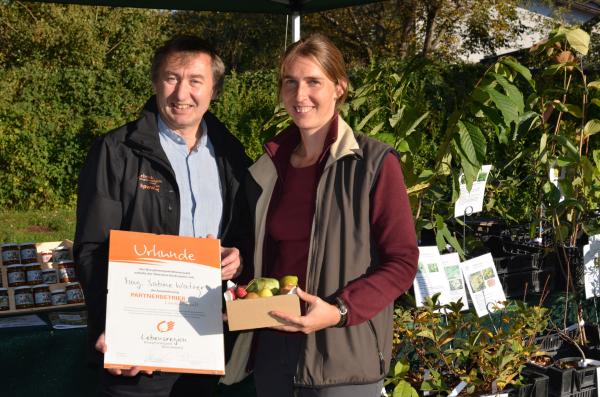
231;34;419;397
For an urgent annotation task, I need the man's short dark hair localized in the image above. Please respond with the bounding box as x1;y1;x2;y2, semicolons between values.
151;35;225;97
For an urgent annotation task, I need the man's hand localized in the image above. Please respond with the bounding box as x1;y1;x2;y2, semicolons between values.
268;288;341;334
95;333;153;377
207;234;243;280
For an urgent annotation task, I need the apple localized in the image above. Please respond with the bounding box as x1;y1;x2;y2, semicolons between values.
245;292;260;299
258;288;273;298
279;275;298;289
235;286;248;299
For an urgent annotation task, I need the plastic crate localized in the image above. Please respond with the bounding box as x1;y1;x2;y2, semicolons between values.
500;268;555;298
512;368;549;397
545;358;600;396
494;252;543;275
544;246;585;291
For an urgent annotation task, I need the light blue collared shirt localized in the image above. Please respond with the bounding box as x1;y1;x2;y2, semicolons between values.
157;115;223;238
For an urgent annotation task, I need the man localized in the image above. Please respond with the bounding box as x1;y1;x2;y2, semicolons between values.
74;35;251;396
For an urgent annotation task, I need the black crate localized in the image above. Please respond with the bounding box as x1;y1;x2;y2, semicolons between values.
511;368;549;397
544;246;585;292
559;387;598;397
545;358;599;395
494;252;543;275
500;269;555;298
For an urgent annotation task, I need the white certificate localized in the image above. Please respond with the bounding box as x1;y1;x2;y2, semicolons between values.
104;230;224;375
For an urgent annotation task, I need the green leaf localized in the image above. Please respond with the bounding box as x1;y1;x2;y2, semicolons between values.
594;150;600;172
552;135;580;158
370;122;384;135
481;86;519;125
587;81;600;90
373;132;396;146
393;360;410;377
557;157;575;167
556;198;585;213
492;73;524;114
400;111;430;138
584;119;600;139
539;133;548;157
592;99;600;108
416;329;435;340
389;105;406;128
565;28;590;55
457;120;486;166
500;57;534;88
356;106;382;131
440;226;465;257
393;380;419;397
563;104;583;118
396;139;410;153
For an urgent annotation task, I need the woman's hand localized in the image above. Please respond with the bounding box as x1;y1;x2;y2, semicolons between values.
269;288;341;334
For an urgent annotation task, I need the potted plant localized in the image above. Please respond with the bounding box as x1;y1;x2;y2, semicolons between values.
387;295;549;396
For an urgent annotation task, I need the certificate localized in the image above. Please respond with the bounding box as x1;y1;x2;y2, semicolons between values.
104;230;224;375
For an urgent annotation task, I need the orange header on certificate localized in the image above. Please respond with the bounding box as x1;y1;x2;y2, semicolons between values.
109;230;221;268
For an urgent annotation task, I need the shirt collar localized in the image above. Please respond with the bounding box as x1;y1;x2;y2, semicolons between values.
157;115;208;151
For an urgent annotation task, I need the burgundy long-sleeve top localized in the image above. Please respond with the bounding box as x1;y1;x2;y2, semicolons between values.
262;117;417;326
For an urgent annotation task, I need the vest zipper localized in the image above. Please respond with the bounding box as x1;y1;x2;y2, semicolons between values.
305;171;325;295
368;319;385;375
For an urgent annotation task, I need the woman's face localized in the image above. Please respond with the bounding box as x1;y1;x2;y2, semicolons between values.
280;55;344;136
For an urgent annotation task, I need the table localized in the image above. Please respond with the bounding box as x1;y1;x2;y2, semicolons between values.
0;316;257;397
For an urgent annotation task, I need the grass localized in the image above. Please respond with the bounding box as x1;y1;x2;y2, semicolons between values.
0;207;76;243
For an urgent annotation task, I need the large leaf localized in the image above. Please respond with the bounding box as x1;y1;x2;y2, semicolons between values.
356;106;382;131
457;120;486;166
516;111;540;139
552;135;580;158
587;81;600;90
592;99;600;108
594;150;600;173
393;360;410;377
501;57;534;88
553;102;583;118
399;111;430;139
393;380;419;397
584;119;600;139
368;122;384;135
565;28;590;55
492;73;524;114
389;105;406;128
481;86;519;126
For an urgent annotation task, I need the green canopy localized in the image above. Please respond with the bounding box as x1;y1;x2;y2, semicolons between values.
26;0;383;14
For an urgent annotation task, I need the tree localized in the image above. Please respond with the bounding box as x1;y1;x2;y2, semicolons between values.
167;11;289;72
302;0;530;64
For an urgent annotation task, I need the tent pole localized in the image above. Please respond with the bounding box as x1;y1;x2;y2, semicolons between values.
292;12;301;42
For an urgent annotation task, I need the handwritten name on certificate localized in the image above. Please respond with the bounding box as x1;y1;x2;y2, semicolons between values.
104;230;224;375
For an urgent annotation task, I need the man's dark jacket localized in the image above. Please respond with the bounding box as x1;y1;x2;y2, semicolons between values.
74;96;251;365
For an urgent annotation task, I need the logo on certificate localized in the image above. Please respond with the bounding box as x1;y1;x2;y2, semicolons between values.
157;320;175;333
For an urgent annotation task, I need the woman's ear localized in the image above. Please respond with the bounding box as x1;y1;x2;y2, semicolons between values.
336;79;348;99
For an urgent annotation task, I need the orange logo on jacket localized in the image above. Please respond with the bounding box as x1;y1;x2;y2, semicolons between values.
156;320;175;333
138;173;162;192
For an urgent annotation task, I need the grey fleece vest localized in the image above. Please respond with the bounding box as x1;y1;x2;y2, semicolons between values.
294;133;393;387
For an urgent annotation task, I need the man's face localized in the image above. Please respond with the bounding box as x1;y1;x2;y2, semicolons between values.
153;52;215;137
